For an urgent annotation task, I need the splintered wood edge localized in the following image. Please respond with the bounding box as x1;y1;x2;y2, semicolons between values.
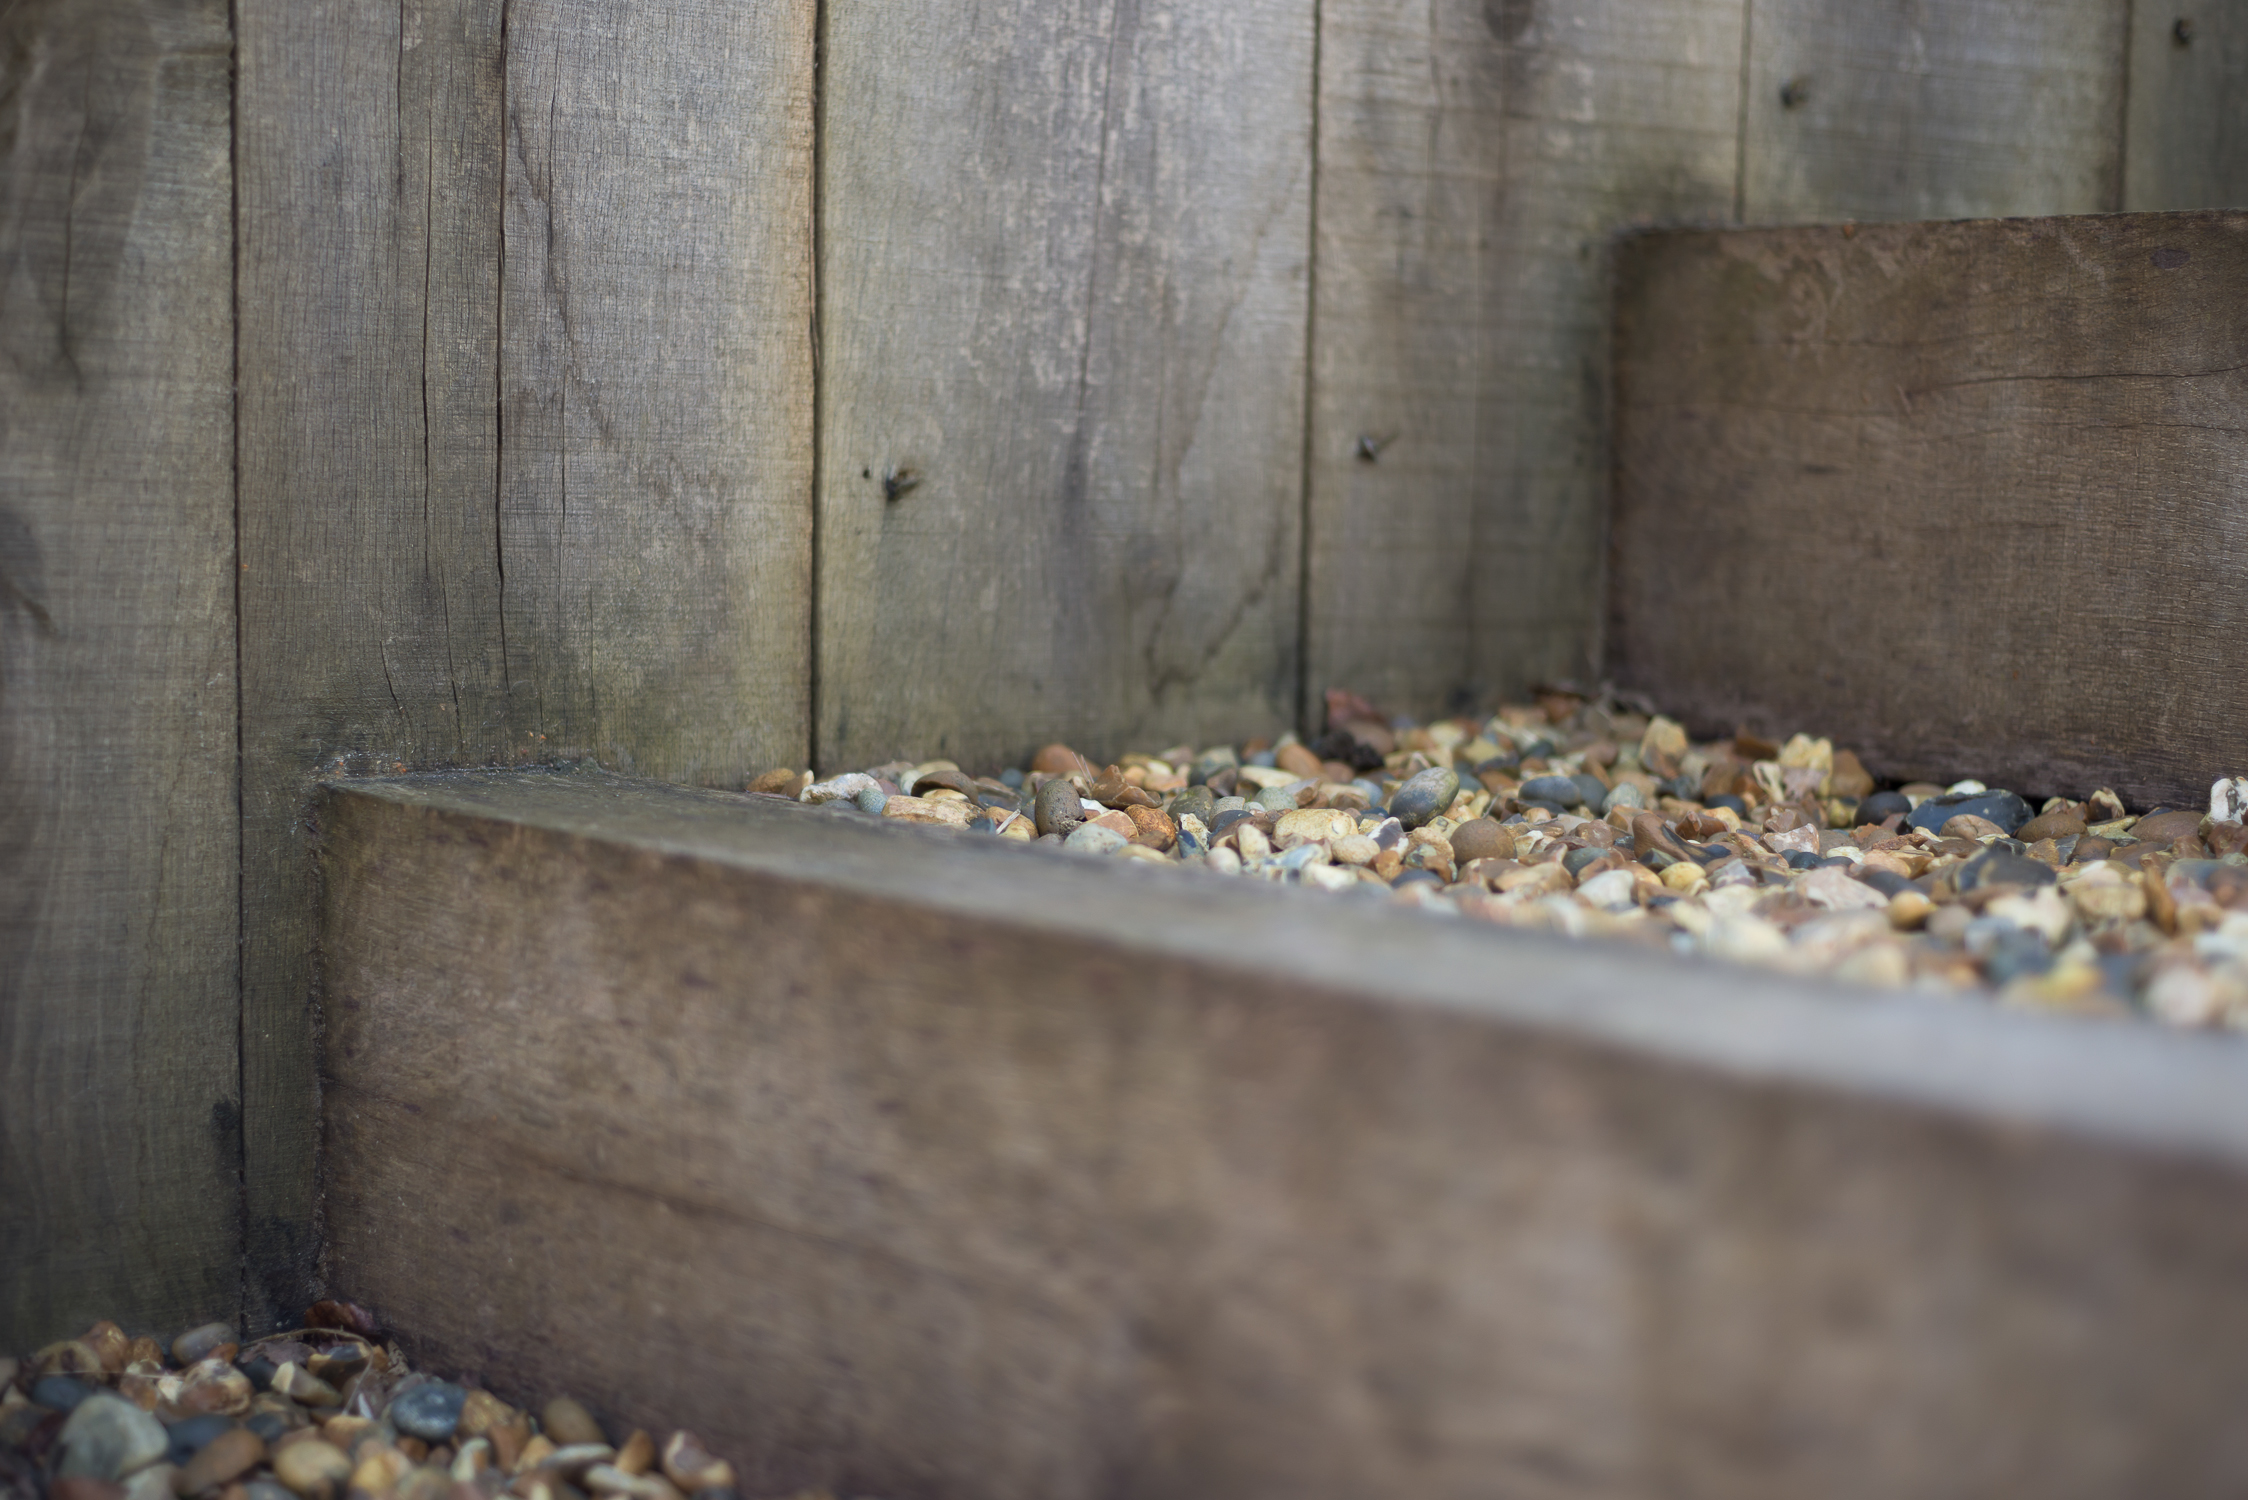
321;768;2248;1166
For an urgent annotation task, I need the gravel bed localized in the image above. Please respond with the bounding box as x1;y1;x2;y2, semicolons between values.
753;687;2248;1026
0;1308;826;1500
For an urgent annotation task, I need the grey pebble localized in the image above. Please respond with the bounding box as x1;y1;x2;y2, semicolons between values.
1388;767;1459;830
58;1394;170;1481
387;1381;468;1442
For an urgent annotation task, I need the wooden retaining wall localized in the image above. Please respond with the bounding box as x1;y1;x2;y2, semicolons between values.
317;772;2248;1500
1609;209;2248;813
4;0;2247;1343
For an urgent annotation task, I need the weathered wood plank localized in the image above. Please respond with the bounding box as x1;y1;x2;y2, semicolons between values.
237;0;514;1327
1610;210;2248;810
237;0;813;1327
322;772;2248;1498
0;0;240;1345
1305;0;1743;721
815;0;1313;771
1740;0;2127;222
499;0;814;780
2125;1;2248;211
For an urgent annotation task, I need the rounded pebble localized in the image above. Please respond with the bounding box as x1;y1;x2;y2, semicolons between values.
179;1427;264;1495
387;1383;468;1443
1517;774;1582;807
1065;824;1129;855
271;1439;352;1500
540;1399;609;1448
170;1324;238;1369
1600;781;1647;815
1388;767;1460;830
58;1395;169;1482
34;1375;99;1413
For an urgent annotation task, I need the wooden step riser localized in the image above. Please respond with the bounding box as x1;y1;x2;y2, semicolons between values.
321;773;2248;1500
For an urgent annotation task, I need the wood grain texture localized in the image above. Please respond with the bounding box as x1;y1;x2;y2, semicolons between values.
321;772;2248;1499
237;0;513;1327
499;0;814;778
2126;0;2248;211
236;0;811;1327
1305;0;1743;721
816;0;1313;771
0;0;241;1345
1610;211;2248;811
1740;0;2128;222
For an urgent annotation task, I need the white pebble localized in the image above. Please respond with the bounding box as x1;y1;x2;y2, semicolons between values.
2211;776;2248;824
800;772;876;804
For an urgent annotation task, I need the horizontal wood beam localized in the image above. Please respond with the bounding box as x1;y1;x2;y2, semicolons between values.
1610;208;2248;811
321;771;2248;1499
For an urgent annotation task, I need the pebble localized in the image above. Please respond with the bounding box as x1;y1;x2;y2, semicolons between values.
387;1383;467;1443
271;1440;352;1500
2213;777;2248;823
797;772;876;805
1065;824;1129;854
540;1400;608;1447
168;1325;237;1369
1448;818;1513;864
178;1428;263;1495
1517;774;1582;808
56;1396;168;1482
764;692;2248;1025
1033;777;1086;836
33;1375;98;1412
1904;788;2031;836
1388;767;1460;830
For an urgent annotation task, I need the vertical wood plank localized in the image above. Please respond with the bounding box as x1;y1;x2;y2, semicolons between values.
500;0;814;784
237;0;511;1327
0;0;240;1344
816;0;1314;771
238;0;812;1327
1740;0;2128;223
2126;0;2248;211
1306;0;1744;718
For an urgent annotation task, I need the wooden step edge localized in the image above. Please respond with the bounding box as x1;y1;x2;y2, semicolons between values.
323;768;2248;1165
313;769;2248;1498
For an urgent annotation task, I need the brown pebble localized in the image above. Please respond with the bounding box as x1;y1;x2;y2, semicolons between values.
2074;835;2116;862
2016;808;2087;842
487;1421;531;1472
1124;804;1177;851
395;1438;428;1463
36;1340;105;1377
1030;743;1090;776
611;1434;654;1479
181;1429;265;1496
51;1479;125;1500
1825;749;1875;801
170;1324;239;1368
2210;821;2248;858
1275;742;1323;780
75;1321;131;1373
1938;814;2005;841
2133;809;2206;845
1448;818;1514;864
540;1400;608;1448
457;1393;517;1441
745;767;798;795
